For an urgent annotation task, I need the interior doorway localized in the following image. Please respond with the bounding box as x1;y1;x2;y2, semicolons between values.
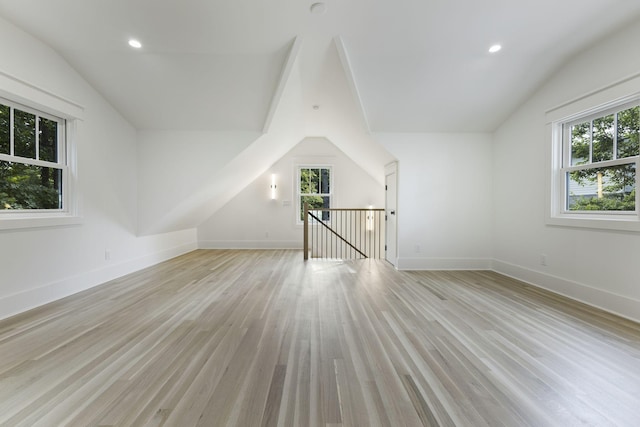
385;162;398;267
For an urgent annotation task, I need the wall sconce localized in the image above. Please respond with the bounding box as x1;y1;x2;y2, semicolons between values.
366;205;374;231
270;174;277;200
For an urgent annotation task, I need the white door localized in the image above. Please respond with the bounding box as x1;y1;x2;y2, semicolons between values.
385;163;398;267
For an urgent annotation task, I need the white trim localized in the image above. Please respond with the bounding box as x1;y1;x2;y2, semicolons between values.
384;161;398;175
396;256;640;323
262;37;303;134
199;240;301;249
0;214;83;230
545;71;640;123
384;161;398;267
0;68;84;120
0;242;197;321
492;259;640;324
0;153;63;170
335;36;371;133
546;214;640;232
397;257;492;270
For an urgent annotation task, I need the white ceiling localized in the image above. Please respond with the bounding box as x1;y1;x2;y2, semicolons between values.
1;0;639;133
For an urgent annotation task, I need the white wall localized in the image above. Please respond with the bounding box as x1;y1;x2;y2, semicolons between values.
198;137;384;248
0;16;197;320
137;130;260;233
375;133;494;269
492;20;640;322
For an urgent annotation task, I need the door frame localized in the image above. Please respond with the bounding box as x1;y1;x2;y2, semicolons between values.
384;161;398;267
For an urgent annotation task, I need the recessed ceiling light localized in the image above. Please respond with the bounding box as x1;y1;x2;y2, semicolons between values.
128;39;142;49
488;44;502;53
310;2;326;15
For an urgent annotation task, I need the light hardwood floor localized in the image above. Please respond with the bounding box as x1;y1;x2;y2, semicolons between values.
1;250;639;426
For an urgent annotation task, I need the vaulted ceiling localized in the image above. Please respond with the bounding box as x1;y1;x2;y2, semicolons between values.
1;0;639;134
2;0;640;234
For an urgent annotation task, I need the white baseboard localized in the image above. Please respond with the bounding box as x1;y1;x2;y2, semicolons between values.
397;257;492;270
198;240;301;249
492;259;640;324
0;242;197;321
5;248;635;326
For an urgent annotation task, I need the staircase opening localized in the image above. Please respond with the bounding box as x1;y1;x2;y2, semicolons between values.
303;202;385;260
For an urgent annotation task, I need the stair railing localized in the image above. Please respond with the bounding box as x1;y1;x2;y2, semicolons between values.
303;202;385;260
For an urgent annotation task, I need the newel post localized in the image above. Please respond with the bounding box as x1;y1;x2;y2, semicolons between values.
303;202;309;260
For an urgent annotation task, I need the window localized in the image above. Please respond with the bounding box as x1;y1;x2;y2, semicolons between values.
563;102;638;212
0;70;82;230
0;98;66;211
298;166;331;222
549;94;640;231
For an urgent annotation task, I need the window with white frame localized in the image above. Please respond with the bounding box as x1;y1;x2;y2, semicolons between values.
550;95;639;229
0;69;82;230
298;166;331;222
0;98;66;211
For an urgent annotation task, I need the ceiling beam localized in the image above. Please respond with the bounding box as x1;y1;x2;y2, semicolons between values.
334;36;370;134
262;36;303;134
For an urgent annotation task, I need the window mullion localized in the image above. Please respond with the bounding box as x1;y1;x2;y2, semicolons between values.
613;111;618;160
59;120;66;166
589;119;594;164
35;114;40;160
9;106;14;156
637;158;640;213
563;156;638;172
565;125;569;167
0;153;63;169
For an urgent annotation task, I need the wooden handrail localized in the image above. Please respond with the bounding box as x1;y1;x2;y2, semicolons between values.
305;208;385;212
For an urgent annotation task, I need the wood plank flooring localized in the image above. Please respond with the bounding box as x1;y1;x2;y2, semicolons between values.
1;249;639;426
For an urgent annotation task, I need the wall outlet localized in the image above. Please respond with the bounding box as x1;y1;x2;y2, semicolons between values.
540;254;547;266
415;244;421;253
265;231;269;238
105;249;112;261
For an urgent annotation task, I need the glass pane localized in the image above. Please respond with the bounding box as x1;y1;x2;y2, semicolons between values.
39;117;58;162
14;109;36;159
300;168;310;193
570;122;590;166
617;106;639;159
592;114;614;162
320;168;330;194
0;161;62;209
567;163;635;211
310;168;320;193
321;195;330;221
0;104;9;154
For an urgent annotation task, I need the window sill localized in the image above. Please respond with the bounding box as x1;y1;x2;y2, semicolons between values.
0;213;83;231
546;214;640;232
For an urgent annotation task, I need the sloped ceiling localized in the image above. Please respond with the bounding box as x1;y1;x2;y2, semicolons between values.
1;0;639;133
